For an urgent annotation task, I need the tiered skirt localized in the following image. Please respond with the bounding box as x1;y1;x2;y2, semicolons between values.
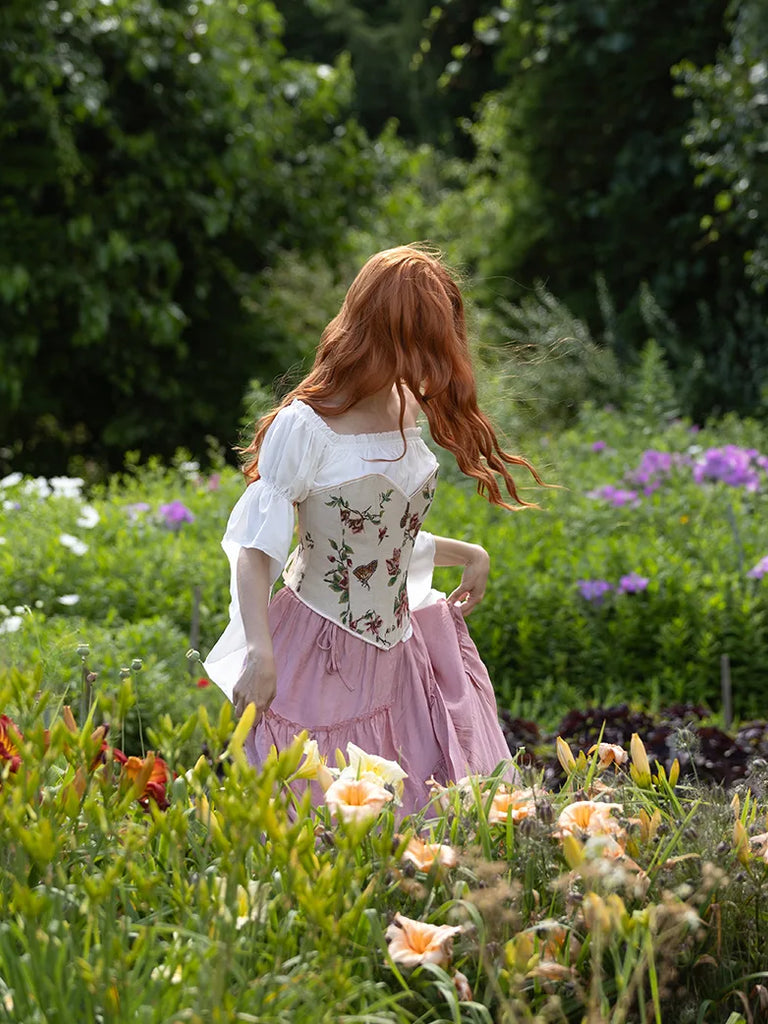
245;587;513;814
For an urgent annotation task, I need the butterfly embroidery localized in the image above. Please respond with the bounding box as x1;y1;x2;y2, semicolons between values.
352;559;378;589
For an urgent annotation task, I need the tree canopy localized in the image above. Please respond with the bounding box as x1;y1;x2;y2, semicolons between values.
0;0;379;473
3;0;768;474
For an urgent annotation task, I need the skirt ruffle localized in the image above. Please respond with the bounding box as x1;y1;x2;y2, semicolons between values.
245;587;513;814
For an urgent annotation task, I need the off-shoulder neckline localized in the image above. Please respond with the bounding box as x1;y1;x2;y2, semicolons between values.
292;399;423;444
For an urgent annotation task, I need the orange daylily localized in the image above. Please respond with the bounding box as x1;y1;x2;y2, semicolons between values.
113;749;171;810
400;835;458;871
385;912;462;969
324;776;393;823
488;788;538;825
0;715;22;773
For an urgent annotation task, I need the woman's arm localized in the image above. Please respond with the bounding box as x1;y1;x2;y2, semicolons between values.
432;535;491;617
232;547;277;720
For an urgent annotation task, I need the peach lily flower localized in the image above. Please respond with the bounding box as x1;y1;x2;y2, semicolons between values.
426;774;486;811
324;775;393;822
292;737;334;791
343;743;408;802
555;800;624;840
488;787;537;825
385;912;462;969
588;742;628;770
453;970;473;1001
750;832;768;863
400;835;458;871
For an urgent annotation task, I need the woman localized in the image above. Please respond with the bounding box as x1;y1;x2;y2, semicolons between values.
204;244;544;813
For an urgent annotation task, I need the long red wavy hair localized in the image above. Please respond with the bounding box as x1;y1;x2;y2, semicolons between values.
239;244;544;508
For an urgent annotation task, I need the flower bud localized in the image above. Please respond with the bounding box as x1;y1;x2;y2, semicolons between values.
131;658;143;672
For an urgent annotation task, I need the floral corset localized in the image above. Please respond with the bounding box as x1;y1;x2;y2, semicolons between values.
283;468;438;649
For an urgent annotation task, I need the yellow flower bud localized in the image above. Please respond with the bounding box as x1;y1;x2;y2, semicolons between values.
556;736;577;773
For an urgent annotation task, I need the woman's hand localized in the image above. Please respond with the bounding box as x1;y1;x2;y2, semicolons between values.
446;543;490;617
232;647;277;721
233;547;276;721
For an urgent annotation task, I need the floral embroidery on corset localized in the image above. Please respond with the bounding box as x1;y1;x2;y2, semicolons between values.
285;468;438;650
386;547;401;585
393;578;409;628
349;610;385;643
325;490;393;533
324;538;354;620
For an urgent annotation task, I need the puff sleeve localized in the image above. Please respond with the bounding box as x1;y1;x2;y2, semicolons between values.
221;402;327;587
203;403;327;698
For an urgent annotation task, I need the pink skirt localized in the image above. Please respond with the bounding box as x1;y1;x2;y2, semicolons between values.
245;587;513;814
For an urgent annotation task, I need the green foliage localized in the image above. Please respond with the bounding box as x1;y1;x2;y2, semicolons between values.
428;404;768;722
675;0;768;296
454;0;768;421
623;337;680;429
8;394;768;739
1;673;768;1021
0;0;380;476
474;282;625;440
278;0;502;151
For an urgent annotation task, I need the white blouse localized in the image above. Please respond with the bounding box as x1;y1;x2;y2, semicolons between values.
204;400;443;698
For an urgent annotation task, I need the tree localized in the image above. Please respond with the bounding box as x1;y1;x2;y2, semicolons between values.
454;0;768;419
0;0;379;474
278;0;504;151
675;0;768;297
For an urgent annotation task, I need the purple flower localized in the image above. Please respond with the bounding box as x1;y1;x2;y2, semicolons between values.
586;485;639;508
693;445;764;491
160;500;195;529
747;556;768;580
625;449;690;492
618;573;650;594
591;441;607;452
577;579;613;603
125;502;151;522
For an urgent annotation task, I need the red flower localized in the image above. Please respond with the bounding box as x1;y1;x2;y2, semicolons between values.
0;714;22;772
196;677;210;688
113;749;171;810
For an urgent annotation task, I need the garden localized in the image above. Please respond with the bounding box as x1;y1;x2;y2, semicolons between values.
3;0;768;1018
4;360;768;1021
